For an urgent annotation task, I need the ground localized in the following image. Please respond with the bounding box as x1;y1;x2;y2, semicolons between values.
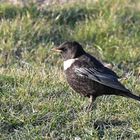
0;0;140;139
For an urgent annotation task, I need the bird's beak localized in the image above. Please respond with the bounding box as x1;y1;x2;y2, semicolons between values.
51;47;62;53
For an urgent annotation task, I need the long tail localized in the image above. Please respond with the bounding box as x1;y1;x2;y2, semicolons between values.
121;91;140;102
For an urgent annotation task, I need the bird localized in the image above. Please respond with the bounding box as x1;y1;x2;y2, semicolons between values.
52;41;140;110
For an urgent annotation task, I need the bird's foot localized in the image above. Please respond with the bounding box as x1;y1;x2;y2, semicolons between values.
84;102;96;112
87;95;96;111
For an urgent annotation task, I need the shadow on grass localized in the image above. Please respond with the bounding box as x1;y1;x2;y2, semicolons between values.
0;121;24;133
93;119;130;139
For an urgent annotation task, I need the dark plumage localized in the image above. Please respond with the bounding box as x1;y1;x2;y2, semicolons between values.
53;41;140;110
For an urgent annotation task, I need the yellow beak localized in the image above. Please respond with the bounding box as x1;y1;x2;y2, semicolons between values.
51;47;62;52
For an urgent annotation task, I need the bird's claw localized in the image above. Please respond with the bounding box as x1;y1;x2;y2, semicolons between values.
84;103;96;112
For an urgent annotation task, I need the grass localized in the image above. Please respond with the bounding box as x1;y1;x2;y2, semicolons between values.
0;0;140;139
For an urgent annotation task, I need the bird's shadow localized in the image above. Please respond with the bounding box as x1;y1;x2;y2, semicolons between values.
93;119;129;139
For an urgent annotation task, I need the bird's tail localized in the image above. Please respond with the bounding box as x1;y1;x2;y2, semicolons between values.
120;91;140;102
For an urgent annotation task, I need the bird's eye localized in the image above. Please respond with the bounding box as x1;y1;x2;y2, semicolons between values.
62;48;67;52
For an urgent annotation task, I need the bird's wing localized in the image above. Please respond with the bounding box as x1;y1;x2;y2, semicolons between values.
74;67;130;93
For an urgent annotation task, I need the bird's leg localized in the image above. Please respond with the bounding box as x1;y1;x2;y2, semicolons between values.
86;95;96;111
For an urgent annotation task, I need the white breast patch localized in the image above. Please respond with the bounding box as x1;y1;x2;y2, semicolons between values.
63;58;77;71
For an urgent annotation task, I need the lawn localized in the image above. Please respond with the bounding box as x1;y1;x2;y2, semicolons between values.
0;0;140;139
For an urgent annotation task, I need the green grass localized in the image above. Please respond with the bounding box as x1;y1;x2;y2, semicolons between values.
0;0;140;139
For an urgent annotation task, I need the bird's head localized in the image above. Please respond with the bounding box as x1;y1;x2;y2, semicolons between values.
52;41;85;60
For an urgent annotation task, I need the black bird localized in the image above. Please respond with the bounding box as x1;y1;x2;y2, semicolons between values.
52;41;140;110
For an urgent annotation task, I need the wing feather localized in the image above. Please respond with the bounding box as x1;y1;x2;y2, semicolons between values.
75;67;130;93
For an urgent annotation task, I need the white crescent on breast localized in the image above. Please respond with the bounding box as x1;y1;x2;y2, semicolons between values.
63;58;78;71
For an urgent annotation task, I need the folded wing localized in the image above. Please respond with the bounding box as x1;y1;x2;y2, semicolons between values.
75;67;130;93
